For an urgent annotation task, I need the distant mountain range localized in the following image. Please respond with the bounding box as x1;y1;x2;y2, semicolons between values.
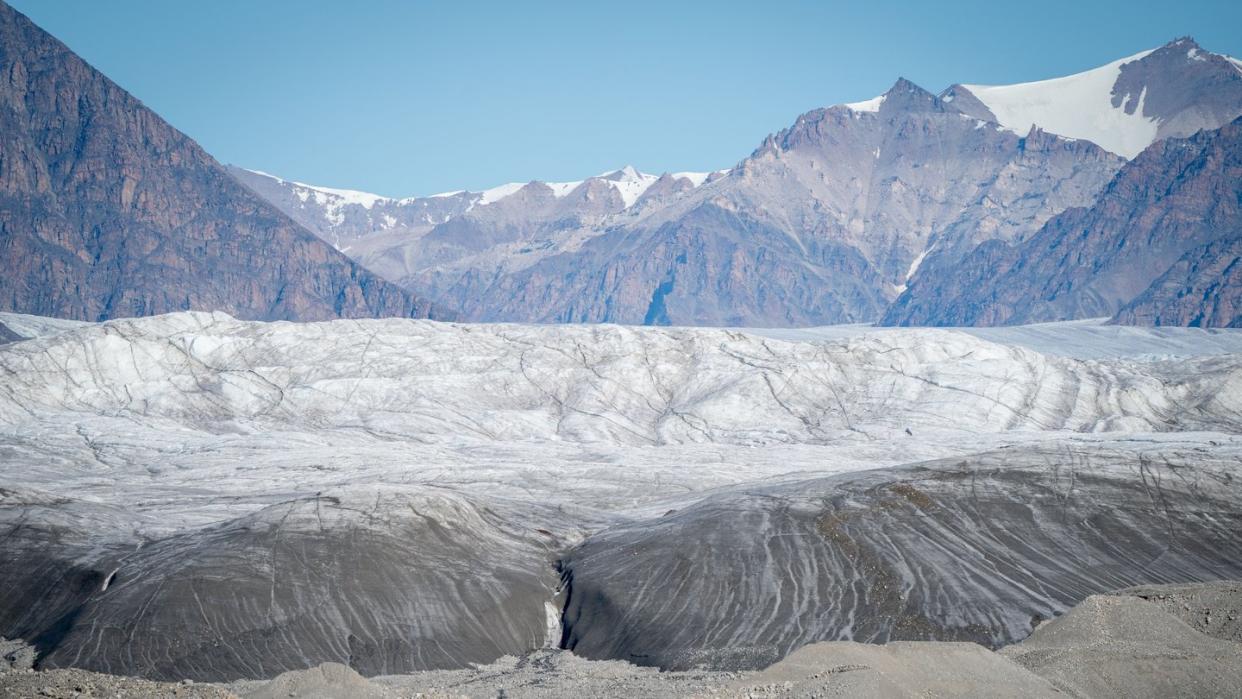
2;0;1240;327
237;38;1242;327
0;1;441;323
233;83;1125;326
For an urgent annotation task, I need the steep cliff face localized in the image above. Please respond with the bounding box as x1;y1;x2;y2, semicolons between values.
883;117;1242;327
0;2;441;322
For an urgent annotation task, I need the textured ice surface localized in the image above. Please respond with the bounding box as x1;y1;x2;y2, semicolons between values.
747;318;1242;360
0;312;1239;679
560;444;1242;669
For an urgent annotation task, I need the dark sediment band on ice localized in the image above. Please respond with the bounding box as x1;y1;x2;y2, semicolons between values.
2;444;1242;682
0;486;566;681
558;445;1242;670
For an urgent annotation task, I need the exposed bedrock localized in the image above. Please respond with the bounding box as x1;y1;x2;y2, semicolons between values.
558;446;1242;670
0;485;567;681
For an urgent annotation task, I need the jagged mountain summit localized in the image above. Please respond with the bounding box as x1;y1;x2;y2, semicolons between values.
0;1;441;322
943;38;1242;158
227;165;723;252
227;165;729;319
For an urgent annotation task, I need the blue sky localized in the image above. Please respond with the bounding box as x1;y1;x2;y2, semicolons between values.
10;0;1242;197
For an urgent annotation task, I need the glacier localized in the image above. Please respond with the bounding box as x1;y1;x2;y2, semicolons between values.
0;311;1240;679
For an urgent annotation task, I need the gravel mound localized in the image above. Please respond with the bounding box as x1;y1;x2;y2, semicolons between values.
1001;594;1242;698
239;662;386;699
365;650;736;698
732;641;1064;698
1109;580;1242;641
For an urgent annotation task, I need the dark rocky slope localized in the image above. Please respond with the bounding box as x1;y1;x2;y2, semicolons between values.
1112;235;1242;327
0;1;440;322
4;584;1240;697
884;117;1242;327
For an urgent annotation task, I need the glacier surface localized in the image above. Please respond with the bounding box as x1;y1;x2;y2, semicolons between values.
0;312;1239;679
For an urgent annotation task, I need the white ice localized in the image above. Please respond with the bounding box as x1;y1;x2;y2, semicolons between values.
957;49;1161;158
1;311;1239;539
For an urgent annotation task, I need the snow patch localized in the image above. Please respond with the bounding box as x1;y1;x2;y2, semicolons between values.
600;166;660;207
844;94;886;113
542;601;562;648
545;180;583;198
895;243;936;294
477;182;527;206
294;183;388;209
245;169;390;210
957;48;1161;158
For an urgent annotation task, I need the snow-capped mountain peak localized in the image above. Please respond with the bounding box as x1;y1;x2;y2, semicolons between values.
598;166;661;206
844;94;885;113
241;169;393;226
948;48;1159;158
602;164;643;181
943;38;1242;158
244;169;391;208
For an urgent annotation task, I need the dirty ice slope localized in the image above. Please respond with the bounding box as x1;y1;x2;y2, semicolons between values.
560;445;1242;670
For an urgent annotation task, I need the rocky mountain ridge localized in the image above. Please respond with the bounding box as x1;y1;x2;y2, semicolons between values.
0;1;441;323
240;81;1137;325
238;38;1242;327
